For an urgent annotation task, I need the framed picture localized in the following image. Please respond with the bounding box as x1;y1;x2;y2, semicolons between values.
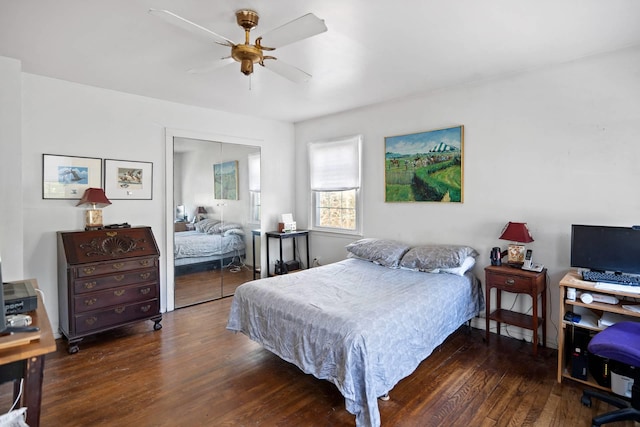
384;125;464;203
104;159;153;200
42;154;102;199
213;160;238;200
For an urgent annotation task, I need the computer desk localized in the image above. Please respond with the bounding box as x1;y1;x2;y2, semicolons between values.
0;279;56;427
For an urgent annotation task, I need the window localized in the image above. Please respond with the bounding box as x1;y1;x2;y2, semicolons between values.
309;135;362;234
248;152;260;223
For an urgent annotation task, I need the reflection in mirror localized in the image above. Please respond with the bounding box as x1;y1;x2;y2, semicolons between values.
173;137;260;308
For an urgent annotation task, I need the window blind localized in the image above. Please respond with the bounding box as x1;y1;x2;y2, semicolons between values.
248;152;260;192
309;135;361;191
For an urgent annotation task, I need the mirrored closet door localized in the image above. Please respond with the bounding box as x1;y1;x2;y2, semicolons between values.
173;137;260;308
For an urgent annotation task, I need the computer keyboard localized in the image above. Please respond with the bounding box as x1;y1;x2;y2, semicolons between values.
582;270;640;286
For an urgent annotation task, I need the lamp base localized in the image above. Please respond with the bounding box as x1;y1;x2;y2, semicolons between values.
507;243;526;265
84;208;104;230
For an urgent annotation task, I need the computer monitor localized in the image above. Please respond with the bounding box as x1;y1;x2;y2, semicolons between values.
571;224;640;275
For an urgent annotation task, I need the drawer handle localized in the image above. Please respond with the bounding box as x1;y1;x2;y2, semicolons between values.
114;289;125;297
139;260;151;266
85;317;97;326
112;262;125;270
140;272;151;280
114;275;125;281
505;279;515;285
114;306;125;314
140;304;151;313
83;267;96;275
84;281;97;290
140;287;151;295
84;298;97;306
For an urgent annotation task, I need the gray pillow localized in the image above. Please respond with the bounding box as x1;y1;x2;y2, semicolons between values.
194;219;220;233
399;245;478;271
345;238;411;268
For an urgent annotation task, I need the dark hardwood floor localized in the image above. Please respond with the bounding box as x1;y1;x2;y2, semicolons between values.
1;297;633;426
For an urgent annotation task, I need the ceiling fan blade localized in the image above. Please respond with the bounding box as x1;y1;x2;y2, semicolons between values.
187;57;235;74
263;58;312;83
149;9;235;47
259;13;327;48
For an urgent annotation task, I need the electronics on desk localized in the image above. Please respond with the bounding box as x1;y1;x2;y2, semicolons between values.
521;249;544;272
571;224;640;281
0;256;39;334
3;280;38;315
571;327;591;380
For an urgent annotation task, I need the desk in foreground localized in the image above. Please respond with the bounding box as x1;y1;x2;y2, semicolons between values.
0;278;56;427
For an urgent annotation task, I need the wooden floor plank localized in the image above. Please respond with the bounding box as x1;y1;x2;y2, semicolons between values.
0;296;635;426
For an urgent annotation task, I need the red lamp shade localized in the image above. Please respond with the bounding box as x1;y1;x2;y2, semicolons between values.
499;222;534;243
76;188;112;208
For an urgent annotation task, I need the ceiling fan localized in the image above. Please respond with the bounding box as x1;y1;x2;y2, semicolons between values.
149;8;327;83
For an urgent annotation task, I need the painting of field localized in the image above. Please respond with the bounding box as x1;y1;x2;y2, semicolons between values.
385;126;463;202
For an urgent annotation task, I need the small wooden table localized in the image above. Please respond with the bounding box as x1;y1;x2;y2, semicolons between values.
485;265;547;355
265;230;310;276
0;279;56;427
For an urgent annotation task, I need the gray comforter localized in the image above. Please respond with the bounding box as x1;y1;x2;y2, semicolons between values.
227;258;484;426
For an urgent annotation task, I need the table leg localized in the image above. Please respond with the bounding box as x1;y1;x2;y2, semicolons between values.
532;291;539;356
542;285;547;348
23;355;45;427
485;286;491;344
496;290;502;338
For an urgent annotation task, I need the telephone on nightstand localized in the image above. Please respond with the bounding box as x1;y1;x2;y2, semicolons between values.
521;249;544;272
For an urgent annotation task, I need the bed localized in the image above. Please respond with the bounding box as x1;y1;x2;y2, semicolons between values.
227;238;484;427
174;219;246;275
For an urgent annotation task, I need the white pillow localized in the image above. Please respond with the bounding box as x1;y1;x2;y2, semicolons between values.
439;256;476;276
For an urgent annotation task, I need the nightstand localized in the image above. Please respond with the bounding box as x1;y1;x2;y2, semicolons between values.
485;265;547;355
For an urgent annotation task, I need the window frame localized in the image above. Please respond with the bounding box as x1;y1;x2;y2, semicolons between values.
308;135;363;236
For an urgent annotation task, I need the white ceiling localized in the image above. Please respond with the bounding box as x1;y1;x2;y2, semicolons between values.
2;1;640;123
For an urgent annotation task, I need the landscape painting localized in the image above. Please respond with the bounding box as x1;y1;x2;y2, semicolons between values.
214;160;238;200
385;125;464;202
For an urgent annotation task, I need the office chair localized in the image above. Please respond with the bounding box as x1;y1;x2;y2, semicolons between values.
580;321;640;426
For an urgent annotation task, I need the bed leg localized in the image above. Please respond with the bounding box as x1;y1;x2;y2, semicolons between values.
379;393;390;401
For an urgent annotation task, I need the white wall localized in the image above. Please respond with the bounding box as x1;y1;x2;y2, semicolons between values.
294;46;640;348
10;67;295;337
0;56;24;279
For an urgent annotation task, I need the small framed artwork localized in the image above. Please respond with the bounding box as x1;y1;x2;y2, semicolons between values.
104;159;153;200
42;154;102;199
213;160;238;200
385;125;464;203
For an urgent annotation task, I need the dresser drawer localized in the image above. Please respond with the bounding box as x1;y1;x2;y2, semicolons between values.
76;257;156;278
73;268;158;294
74;282;158;313
74;299;160;334
486;272;533;292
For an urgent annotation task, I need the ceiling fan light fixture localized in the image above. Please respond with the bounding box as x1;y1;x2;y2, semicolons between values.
240;59;254;75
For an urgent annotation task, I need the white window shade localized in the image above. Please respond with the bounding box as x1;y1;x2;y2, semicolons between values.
248;152;260;192
309;135;361;191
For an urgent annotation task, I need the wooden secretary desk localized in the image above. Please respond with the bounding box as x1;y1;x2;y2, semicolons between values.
57;226;162;353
